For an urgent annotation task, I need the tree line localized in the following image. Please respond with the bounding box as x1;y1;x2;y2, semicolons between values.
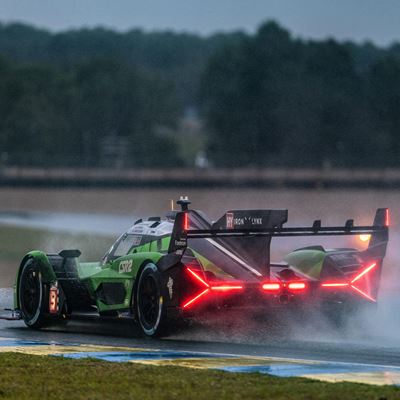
0;21;399;167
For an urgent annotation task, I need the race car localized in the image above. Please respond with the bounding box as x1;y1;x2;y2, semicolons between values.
3;197;389;337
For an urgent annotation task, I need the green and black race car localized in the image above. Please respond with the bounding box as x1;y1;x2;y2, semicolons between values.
2;198;389;337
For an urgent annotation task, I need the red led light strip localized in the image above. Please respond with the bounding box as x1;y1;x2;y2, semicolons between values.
321;262;378;302
182;267;244;309
262;282;307;291
186;267;209;287
351;262;377;284
288;282;306;290
262;283;281;291
183;212;189;231
321;283;349;288
182;288;210;309
210;285;243;291
350;285;376;302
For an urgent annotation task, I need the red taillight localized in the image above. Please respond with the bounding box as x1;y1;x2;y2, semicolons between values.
262;282;281;291
350;285;376;302
49;285;58;314
350;262;378;302
186;267;208;287
183;212;189;231
182;267;243;309
321;282;349;288
288;282;306;290
210;285;243;291
321;262;378;302
262;282;306;291
385;209;390;227
182;288;209;309
350;262;377;284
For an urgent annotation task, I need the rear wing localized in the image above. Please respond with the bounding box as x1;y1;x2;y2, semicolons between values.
167;206;389;277
170;208;389;241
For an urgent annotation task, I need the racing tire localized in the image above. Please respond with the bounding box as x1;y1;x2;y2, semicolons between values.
135;263;169;337
18;258;50;329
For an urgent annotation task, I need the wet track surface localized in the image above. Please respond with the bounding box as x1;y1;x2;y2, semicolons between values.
1;314;400;368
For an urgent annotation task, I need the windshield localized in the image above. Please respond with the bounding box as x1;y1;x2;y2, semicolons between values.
102;233;143;263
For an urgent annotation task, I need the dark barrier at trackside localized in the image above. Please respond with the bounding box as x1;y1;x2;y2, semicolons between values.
1;167;400;189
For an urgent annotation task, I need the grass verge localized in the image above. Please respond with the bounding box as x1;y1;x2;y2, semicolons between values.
0;353;398;400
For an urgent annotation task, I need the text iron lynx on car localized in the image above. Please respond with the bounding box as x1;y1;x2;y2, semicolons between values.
1;197;389;337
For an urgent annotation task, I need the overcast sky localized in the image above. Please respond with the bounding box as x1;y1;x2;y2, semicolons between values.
0;0;399;46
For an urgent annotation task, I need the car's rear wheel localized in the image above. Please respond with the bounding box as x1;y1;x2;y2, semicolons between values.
135;263;169;337
19;259;50;329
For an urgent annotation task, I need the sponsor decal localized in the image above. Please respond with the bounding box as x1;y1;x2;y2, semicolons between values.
227;213;263;228
174;239;187;247
226;212;234;229
167;277;174;299
118;259;132;273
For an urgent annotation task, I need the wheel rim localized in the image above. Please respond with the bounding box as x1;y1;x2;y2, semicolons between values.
139;274;159;328
20;265;41;320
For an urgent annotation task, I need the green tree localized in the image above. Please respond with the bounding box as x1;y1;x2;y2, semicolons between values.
366;56;400;165
201;22;301;166
200;23;368;167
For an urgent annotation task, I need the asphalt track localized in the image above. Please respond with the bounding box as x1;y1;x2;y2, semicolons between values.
2;286;400;385
1;305;400;368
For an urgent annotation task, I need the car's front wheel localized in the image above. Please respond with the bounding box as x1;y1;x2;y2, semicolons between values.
135;263;169;337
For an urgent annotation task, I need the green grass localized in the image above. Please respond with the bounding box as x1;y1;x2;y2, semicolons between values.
0;353;398;400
